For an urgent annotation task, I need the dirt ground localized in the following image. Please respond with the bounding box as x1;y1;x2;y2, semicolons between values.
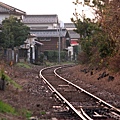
0;63;120;120
0;64;56;120
63;64;120;107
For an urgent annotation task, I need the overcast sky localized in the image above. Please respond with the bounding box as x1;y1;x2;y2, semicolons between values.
0;0;95;23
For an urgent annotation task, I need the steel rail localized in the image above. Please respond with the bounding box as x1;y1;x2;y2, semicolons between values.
39;65;91;120
54;66;120;115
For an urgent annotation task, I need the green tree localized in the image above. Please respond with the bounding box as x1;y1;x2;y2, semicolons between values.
72;0;119;64
71;5;99;57
0;16;30;49
85;0;120;55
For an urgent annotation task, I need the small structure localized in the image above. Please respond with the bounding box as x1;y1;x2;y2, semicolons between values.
64;23;80;60
20;34;43;63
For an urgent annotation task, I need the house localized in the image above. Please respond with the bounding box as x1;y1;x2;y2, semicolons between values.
0;2;26;63
30;29;69;51
64;23;80;60
64;23;80;46
0;1;26;24
22;14;58;30
23;15;69;52
22;15;71;62
0;2;80;63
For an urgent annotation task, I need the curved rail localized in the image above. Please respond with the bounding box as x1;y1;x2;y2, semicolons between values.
40;65;120;119
54;67;120;115
39;65;92;120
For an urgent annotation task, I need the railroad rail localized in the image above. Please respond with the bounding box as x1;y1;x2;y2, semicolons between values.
39;65;120;120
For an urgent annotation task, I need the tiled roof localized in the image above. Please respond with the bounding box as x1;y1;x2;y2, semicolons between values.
30;27;48;30
23;15;58;24
0;2;26;15
30;29;67;38
64;23;76;29
68;30;80;39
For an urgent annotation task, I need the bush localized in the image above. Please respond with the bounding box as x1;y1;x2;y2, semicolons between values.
44;50;66;62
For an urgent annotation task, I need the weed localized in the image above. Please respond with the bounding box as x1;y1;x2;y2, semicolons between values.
0;71;21;89
40;111;46;115
0;100;16;115
16;62;31;69
20;109;32;119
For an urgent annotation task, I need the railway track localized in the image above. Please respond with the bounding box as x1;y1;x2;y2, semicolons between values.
39;65;120;120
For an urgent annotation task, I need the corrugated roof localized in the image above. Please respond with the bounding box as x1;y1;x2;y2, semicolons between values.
68;30;80;39
0;2;26;15
23;14;58;24
30;29;67;38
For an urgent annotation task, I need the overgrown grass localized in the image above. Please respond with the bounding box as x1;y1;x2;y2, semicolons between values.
45;61;75;67
0;118;7;120
20;109;32;119
0;71;21;89
40;111;46;115
0;101;33;119
16;62;31;69
0;100;16;115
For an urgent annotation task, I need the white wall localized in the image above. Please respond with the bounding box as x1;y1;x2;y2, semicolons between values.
0;14;9;24
0;14;23;24
68;46;73;61
25;23;55;29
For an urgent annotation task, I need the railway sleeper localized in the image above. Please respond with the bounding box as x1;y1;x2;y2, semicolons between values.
82;107;110;118
53;105;69;112
93;112;108;119
108;111;120;120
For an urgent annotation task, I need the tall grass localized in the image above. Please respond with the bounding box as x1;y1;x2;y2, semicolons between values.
16;62;31;69
0;100;16;115
0;71;21;89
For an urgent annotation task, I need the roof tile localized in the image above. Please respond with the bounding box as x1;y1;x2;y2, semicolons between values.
23;15;58;24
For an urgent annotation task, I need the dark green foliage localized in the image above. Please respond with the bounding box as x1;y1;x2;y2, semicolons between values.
44;50;66;62
0;16;30;49
39;52;44;63
71;0;119;68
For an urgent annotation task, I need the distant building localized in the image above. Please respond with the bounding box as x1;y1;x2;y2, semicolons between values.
0;2;80;62
23;14;58;30
64;23;80;60
23;15;70;52
64;23;76;30
0;1;26;24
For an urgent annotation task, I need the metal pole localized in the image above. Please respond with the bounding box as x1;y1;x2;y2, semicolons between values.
58;27;61;64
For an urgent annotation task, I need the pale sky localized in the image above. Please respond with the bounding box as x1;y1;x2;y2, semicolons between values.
0;0;95;23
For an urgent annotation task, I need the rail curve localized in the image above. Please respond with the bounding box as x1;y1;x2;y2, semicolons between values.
39;65;120;120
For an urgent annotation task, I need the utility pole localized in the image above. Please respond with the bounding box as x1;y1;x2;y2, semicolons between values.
54;21;64;64
58;25;61;64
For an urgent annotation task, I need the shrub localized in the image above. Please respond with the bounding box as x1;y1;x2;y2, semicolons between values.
44;50;66;62
16;62;31;69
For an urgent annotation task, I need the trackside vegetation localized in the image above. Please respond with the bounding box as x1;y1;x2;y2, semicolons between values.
71;0;120;71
